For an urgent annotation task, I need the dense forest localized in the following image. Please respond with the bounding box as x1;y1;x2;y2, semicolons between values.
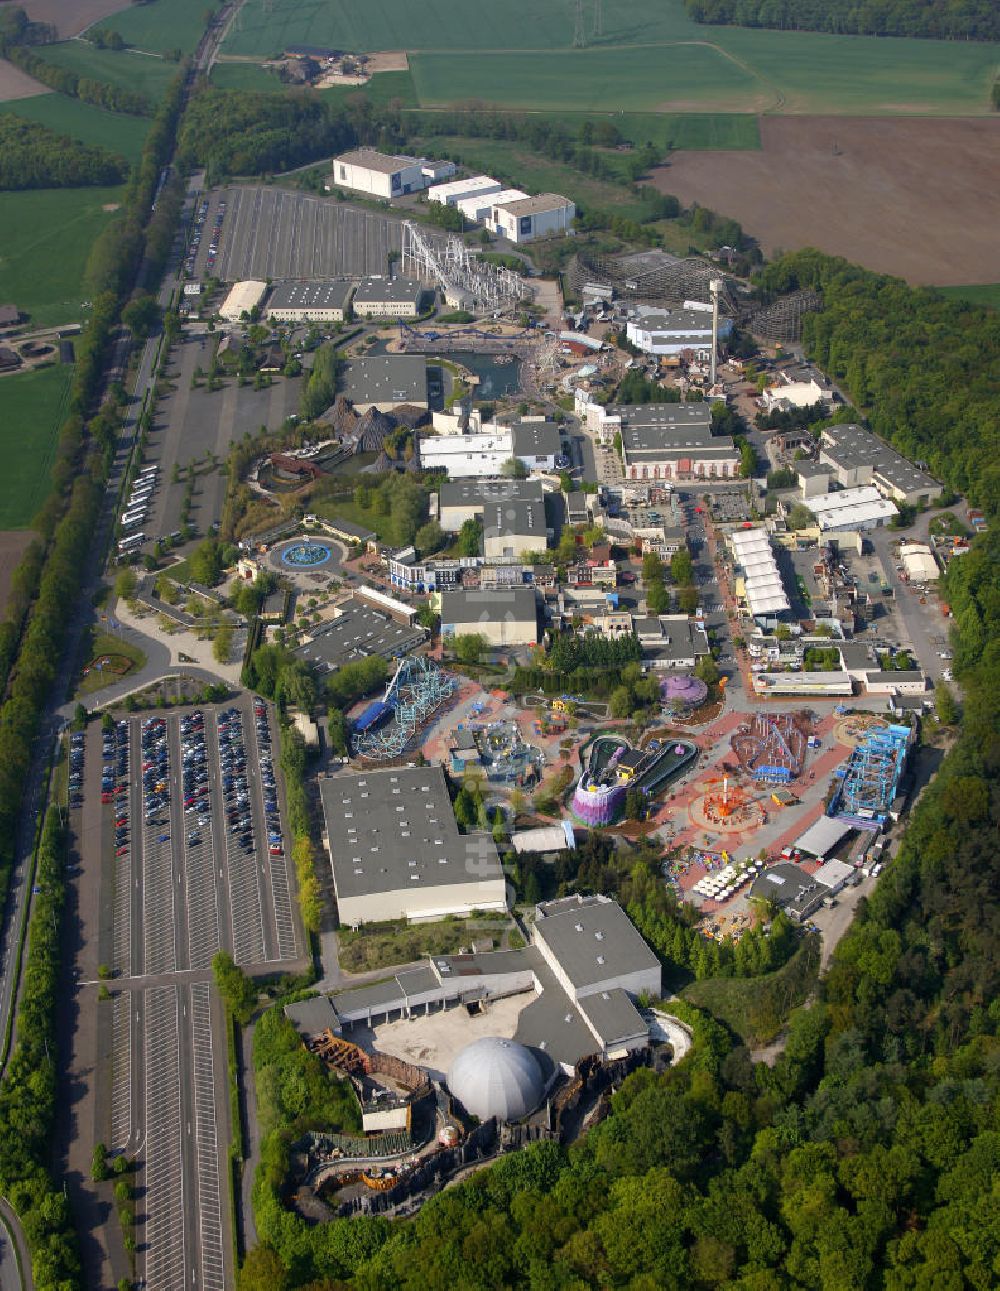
0;115;128;190
685;0;1000;40
756;250;1000;516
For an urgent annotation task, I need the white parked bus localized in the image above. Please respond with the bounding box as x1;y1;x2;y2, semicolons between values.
118;532;145;551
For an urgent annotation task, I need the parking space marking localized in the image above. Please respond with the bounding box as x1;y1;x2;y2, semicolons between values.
110;991;131;1153
143;985;186;1291
141;717;177;976
247;703;298;961
112;721;132;976
178;713;221;971
190;983;226;1291
216;708;266;965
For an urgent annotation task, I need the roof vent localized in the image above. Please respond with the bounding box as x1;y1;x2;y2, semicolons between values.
574;923;584;932
596;955;605;966
595;931;604;941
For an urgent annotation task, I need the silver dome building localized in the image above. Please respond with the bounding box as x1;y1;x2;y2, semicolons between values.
447;1037;545;1123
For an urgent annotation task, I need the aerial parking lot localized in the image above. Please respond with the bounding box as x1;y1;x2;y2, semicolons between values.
66;693;305;1290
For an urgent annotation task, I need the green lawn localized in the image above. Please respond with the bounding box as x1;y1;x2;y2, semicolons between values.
74;627;147;697
0;93;149;163
88;0;217;56
31;41;180;103
0;366;73;528
220;0;999;116
0;185;125;327
937;284;1000;310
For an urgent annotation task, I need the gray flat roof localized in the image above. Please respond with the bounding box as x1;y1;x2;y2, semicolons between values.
822;423;937;491
441;587;538;626
267;279;353;311
511;420;561;458
534;894;660;993
354;274;428;304
335;148;417;175
495;192;573;216
342;354;427;405
577;987;647;1045
616;403;713;431
320;765;503;903
483;496;546;540
284;995;340;1038
631;307;714;332
293;599;425;673
439;477;544;509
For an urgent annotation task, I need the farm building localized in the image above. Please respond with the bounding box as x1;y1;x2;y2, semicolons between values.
427;174;503;207
330;148;432;199
342;355;428;412
353;274;432;319
219;280;267;322
440;587;539;647
265;279;354;323
319;765;507;927
491;193;576;243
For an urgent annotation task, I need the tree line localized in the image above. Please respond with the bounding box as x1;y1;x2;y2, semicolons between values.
0;115;128;190
757;249;1000;516
685;0;1000;40
0;38;153;117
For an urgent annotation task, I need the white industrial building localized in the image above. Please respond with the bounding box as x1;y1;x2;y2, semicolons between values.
728;528;790;620
265;279;354;323
899;542;940;582
218;279;267;322
330;148;436;199
419;419;561;477
456;187;527;224
427;174;503;207
319;765;508;927
418;431;513;478
752;672;855;697
440;587;539;646
761;378;833;413
491;193;576;244
625;305;721;357
806;487;897;532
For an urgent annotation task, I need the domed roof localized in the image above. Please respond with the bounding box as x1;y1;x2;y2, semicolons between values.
447;1037;545;1123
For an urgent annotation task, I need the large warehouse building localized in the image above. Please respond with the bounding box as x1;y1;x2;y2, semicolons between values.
440;587;539;646
616;404;740;482
353;274;431;319
265;279;354;323
625;305;723;357
491;193;576;243
320;765;508;926
819;423;939;507
219;279;267;322
342;355;428;412
330;148;440;199
437;477;547;532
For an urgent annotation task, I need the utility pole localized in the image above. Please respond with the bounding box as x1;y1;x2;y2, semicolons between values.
572;0;587;48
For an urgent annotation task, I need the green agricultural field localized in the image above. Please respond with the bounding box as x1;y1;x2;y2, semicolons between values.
221;0;1000;117
0;185;125;327
210;61;285;93
321;70;418;109
31;41;180;103
89;0;217;56
541;111;760;151
0;366;73;528
937;284;1000;310
0;93;149;164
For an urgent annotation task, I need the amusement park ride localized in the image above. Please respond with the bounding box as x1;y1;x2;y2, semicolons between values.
701;775;753;821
